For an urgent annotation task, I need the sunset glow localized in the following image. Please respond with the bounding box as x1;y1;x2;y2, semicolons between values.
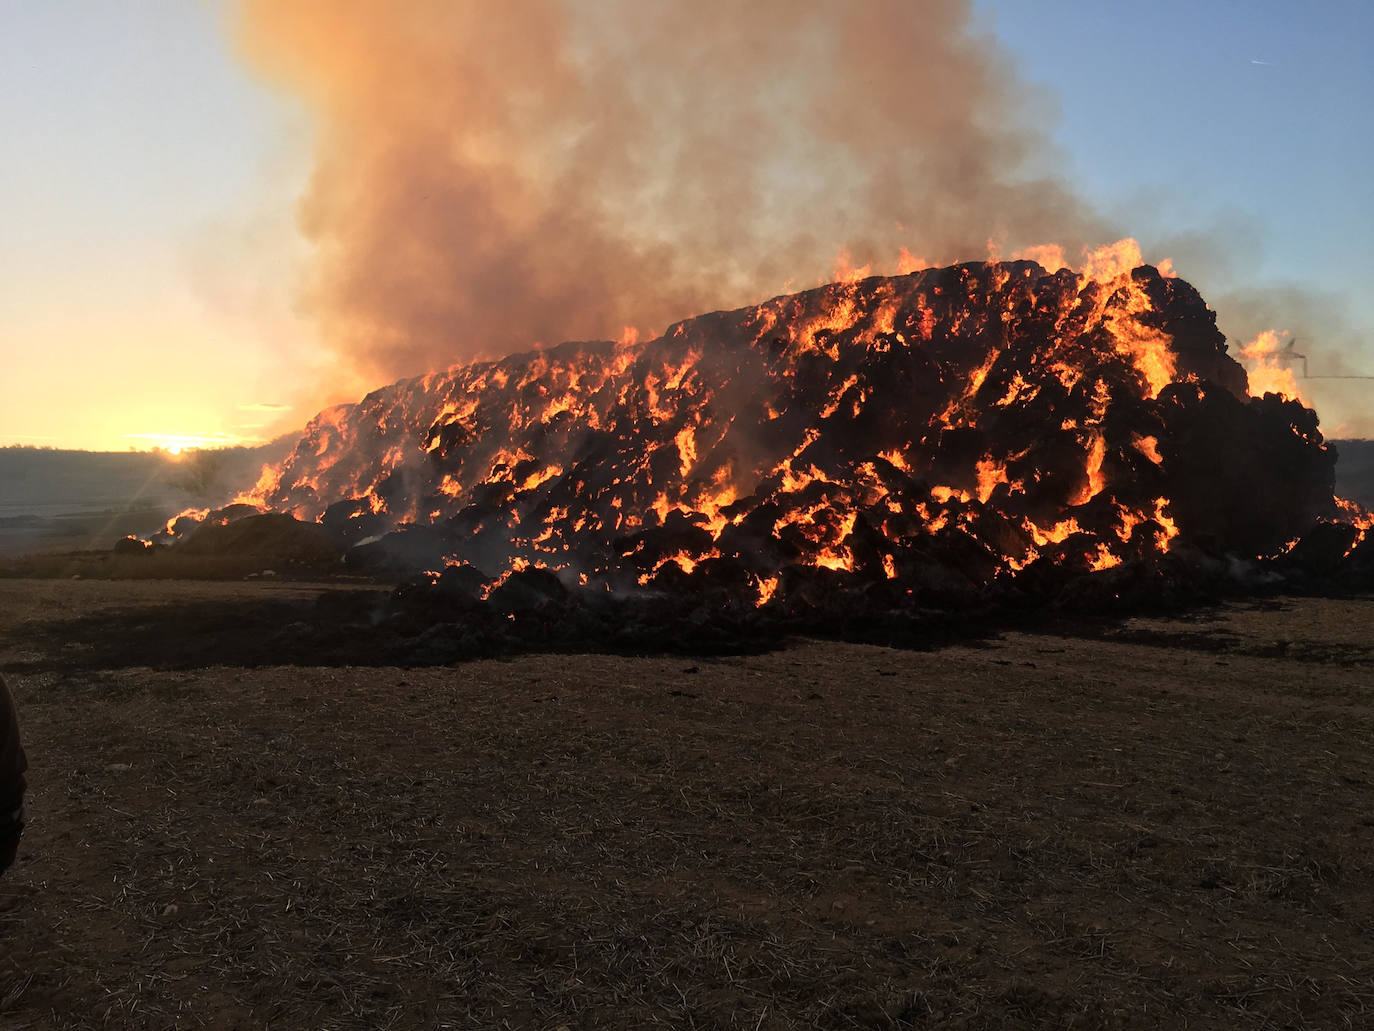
122;433;249;456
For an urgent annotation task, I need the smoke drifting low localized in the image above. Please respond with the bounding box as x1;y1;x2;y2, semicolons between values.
235;0;1116;388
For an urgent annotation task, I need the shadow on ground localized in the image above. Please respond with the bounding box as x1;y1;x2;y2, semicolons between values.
7;576;1369;675
2;588;1018;672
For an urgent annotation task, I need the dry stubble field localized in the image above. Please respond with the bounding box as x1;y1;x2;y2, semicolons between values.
0;576;1372;1029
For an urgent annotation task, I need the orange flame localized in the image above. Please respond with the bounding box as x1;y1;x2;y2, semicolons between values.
1239;330;1304;401
1079;239;1144;284
830;249;873;285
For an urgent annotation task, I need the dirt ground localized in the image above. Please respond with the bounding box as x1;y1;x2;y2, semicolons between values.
0;577;1371;1029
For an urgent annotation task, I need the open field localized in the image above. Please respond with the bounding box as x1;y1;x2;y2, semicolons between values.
0;577;1372;1028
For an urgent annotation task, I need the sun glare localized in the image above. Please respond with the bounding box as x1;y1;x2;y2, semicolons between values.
123;432;246;456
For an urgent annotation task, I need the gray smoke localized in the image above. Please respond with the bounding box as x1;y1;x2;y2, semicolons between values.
234;0;1117;390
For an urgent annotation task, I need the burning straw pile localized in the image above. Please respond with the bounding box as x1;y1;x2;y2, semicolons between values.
162;255;1371;652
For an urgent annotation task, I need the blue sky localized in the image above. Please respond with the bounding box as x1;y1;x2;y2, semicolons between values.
1;0;1370;449
976;0;1374;294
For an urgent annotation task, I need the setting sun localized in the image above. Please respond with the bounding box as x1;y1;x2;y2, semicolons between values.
122;432;248;456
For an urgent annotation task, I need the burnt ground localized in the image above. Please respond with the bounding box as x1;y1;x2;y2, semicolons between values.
0;578;1372;1029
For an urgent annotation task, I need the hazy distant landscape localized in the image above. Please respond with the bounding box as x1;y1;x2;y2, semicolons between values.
0;442;288;555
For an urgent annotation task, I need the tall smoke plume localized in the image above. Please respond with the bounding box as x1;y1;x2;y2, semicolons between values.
234;0;1117;390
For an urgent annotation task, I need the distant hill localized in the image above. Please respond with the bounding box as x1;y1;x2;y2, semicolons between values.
2;448;185;513
0;440;292;555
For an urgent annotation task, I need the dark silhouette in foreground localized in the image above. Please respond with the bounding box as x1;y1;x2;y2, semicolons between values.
0;674;25;874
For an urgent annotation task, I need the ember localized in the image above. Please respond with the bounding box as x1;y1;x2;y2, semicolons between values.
171;253;1370;621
